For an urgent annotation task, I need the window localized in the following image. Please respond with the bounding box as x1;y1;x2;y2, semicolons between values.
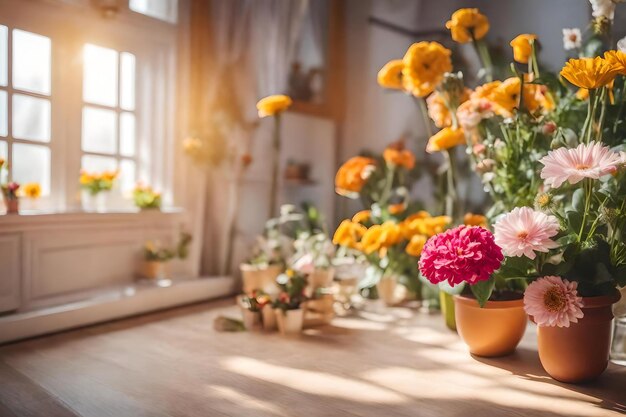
81;44;137;196
129;0;178;24
0;26;52;196
0;0;177;212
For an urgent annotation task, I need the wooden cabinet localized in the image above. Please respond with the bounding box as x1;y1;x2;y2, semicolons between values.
0;234;21;313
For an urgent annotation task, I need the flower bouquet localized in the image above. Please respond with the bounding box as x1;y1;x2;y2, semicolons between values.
79;169;119;212
133;183;162;210
272;269;308;335
334;143;451;305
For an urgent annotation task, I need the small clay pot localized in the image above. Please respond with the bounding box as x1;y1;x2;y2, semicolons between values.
377;276;398;306
261;304;277;331
143;261;167;280
454;294;527;357
241;308;262;331
275;308;304;335
537;291;621;383
308;268;334;290
5;199;18;214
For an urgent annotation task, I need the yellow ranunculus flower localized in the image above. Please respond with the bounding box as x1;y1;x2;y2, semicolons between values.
256;94;292;118
488;77;552;117
426;127;466;153
464;213;488;228
560;57;620;90
471;81;501;101
352;210;371;224
446;8;489;44
380;221;402;246
361;225;383;254
21;182;42;199
604;50;626;75
333;220;366;248
377;59;404;90
335;156;377;195
402;213;451;239
383;147;415;170
406;234;427;257
510;34;537;64
402;42;452;98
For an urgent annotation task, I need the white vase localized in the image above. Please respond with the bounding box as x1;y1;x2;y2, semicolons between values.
275;308;304;335
81;191;108;212
261;304;277;331
377;275;399;306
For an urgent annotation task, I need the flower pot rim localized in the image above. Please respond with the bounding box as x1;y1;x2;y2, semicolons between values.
239;263;283;272
454;294;523;309
580;290;621;309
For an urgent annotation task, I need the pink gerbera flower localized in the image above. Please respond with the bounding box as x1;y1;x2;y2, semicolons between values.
540;142;624;188
494;207;560;260
524;276;584;327
418;225;503;287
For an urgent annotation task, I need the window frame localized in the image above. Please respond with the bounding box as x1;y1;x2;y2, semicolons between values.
0;0;179;212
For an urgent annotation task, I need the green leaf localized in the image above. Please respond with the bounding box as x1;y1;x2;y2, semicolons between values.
572;188;584;212
471;277;495;308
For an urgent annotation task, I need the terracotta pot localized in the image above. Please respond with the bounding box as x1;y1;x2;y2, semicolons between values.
275;308;304;335
377;276;398;306
454;294;527;357
240;308;262;331
6;199;18;214
261;304;277;331
143;261;167;280
308;268;334;290
240;264;282;294
537;291;621;383
440;291;456;331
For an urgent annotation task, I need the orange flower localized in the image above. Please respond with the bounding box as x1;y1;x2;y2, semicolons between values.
256;95;292;118
510;34;537;64
333;220;366;249
383;147;415;169
426;127;466;153
464;213;488;228
489;77;552;117
406;234;427;257
402;42;452;97
446;8;490;44
352;210;371;224
335;156;377;195
426;89;471;128
377;59;405;90
604;50;626;75
560;57;619;90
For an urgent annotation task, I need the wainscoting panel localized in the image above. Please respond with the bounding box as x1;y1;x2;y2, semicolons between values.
0;234;21;313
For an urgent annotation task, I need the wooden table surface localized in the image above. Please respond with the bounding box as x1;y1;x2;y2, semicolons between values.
0;297;625;417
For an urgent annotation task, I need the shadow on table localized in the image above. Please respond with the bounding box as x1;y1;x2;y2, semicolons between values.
472;347;626;414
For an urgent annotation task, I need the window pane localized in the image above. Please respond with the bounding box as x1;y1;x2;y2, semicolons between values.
129;0;178;23
120;112;135;157
0;26;7;87
0;140;6;183
83;44;118;107
120;159;136;196
120;52;135;111
12;29;51;95
82;106;117;154
13;143;51;195
82;154;117;173
0;90;6;137
12;94;51;142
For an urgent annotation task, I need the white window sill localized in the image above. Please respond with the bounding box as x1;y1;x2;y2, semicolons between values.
0;207;186;231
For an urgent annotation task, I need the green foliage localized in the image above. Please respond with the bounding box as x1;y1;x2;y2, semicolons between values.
470;276;495;307
273;271;308;311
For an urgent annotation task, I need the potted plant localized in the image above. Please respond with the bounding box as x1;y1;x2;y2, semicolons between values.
1;182;20;214
141;232;192;281
238;290;268;331
79;169;119;212
273;269;308;335
133;183;162;210
17;182;42;211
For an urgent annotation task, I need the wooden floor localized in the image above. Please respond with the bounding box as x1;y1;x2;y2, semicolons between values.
1;298;625;417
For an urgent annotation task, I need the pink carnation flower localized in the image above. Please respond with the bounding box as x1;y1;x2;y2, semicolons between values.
418;225;503;287
540;142;624;188
524;276;584;327
494;207;560;260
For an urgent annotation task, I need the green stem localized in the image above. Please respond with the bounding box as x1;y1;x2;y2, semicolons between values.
613;77;625;134
416;97;433;137
473;39;493;82
596;86;608;142
379;165;395;208
577;179;593;242
443;149;458;219
268;114;281;217
530;40;540;80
